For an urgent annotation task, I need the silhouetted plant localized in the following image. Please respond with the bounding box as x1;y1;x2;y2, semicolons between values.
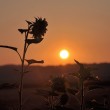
36;75;70;110
50;76;69;109
0;17;48;110
51;76;66;93
71;59;99;110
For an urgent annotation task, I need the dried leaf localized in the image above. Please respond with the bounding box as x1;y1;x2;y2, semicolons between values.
25;20;32;25
0;45;17;51
25;59;44;65
74;59;84;69
74;59;98;81
26;38;43;45
18;29;28;34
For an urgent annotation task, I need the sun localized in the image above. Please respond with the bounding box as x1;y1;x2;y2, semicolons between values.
59;49;69;59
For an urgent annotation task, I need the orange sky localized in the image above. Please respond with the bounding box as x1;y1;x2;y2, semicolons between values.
0;0;110;65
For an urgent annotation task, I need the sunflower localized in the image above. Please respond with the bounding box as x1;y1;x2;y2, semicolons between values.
29;17;48;38
18;17;48;44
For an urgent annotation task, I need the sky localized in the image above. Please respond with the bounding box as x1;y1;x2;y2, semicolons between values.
0;0;110;66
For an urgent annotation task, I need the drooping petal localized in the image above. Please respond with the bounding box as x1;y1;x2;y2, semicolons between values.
25;20;32;25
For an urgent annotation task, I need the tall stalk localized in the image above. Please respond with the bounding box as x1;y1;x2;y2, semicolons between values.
18;18;48;110
74;59;94;110
0;17;48;110
19;33;28;110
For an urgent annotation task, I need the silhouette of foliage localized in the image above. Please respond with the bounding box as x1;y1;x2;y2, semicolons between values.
25;20;32;25
26;37;43;45
30;17;48;38
35;75;72;110
17;17;48;110
0;17;48;110
73;59;100;110
0;45;17;51
18;29;28;34
51;76;66;93
25;59;44;65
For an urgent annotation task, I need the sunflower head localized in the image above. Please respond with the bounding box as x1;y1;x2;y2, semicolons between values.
29;17;48;38
18;17;48;44
51;76;66;92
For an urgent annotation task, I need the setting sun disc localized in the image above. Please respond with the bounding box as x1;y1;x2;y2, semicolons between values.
59;49;69;59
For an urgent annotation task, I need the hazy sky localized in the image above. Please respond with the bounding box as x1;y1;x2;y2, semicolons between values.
0;0;110;65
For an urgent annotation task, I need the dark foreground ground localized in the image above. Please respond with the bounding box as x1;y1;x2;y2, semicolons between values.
0;86;110;110
0;63;110;109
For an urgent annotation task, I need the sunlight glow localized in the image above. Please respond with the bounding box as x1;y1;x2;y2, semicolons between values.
59;49;69;59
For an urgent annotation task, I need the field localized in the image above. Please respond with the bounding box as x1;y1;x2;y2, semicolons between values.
0;64;110;110
0;85;110;110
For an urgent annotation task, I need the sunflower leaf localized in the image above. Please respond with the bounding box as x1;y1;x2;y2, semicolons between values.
25;20;32;25
18;29;28;34
26;38;43;45
25;59;44;65
74;59;84;69
0;45;17;51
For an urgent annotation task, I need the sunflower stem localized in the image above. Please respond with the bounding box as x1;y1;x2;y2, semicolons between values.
19;30;29;110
